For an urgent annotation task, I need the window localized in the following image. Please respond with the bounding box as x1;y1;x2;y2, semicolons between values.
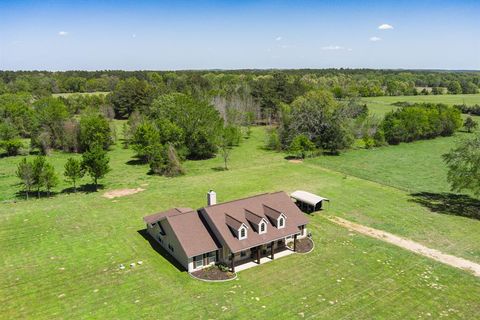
168;244;174;252
278;217;284;228
240;227;246;239
194;255;203;268
260;222;265;233
206;251;216;264
240;250;247;257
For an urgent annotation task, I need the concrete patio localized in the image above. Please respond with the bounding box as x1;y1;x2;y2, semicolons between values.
235;248;295;272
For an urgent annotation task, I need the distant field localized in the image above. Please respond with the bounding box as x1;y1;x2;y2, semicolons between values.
308;131;474;195
52;91;110;98
1;126;479;318
363;93;480;117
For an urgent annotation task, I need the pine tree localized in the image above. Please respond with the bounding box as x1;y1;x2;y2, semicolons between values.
64;157;84;192
16;158;34;200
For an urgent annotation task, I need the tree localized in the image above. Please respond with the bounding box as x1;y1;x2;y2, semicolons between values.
81;144;110;191
16;158;34;200
41;163;58;197
0;120;23;156
109;77;153;119
162;143;185;177
464;116;478;133
79;113;113;151
286;90;354;154
31;97;68;152
64;157;84;192
447;81;462;94
217;128;235;170
131;121;161;163
289;134;316;159
443;134;480;196
148;93;223;159
32;156;46;198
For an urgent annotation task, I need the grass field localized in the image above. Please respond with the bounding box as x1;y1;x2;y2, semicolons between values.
362;93;480;117
52;91;110;98
1;124;480;319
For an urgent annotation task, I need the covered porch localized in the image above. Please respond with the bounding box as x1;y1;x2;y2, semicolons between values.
228;234;301;272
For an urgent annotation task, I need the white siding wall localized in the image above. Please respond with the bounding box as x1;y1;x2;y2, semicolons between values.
146;222;189;271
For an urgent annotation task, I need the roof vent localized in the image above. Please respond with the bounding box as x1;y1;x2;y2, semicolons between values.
207;190;217;206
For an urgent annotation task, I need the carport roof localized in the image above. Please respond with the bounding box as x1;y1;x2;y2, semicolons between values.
290;191;329;206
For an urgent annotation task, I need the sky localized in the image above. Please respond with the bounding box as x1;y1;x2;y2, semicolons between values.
0;0;479;71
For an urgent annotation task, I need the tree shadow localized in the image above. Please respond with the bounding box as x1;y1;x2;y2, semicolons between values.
14;190;59;199
126;157;147;166
211;166;227;172
136;229;186;272
61;183;105;194
410;192;480;220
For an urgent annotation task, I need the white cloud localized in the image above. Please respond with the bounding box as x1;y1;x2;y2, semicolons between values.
132;34;137;38
322;45;344;51
369;36;382;42
58;31;68;36
378;24;394;30
275;36;282;41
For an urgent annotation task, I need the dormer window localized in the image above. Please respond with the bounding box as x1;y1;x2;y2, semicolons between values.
239;226;247;240
278;217;284;228
259;221;267;234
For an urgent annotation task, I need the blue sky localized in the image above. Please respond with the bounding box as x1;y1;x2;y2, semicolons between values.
0;0;479;70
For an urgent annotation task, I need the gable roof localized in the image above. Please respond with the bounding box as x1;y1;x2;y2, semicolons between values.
143;207;193;224
263;204;284;220
165;211;219;258
245;209;267;225
225;214;247;230
201;192;308;253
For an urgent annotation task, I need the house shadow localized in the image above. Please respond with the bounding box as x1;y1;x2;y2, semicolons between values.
410;192;480;220
136;229;186;272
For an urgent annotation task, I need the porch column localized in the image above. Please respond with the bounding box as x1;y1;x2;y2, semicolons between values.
270;241;274;260
256;247;261;264
231;253;235;272
293;234;298;252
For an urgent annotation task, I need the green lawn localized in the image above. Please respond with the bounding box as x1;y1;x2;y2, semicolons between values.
363;93;480;117
1;127;479;319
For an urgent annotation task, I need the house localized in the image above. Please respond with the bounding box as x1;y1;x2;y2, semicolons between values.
143;191;309;272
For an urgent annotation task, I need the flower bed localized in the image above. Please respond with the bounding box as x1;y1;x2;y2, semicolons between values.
288;237;314;254
190;266;236;282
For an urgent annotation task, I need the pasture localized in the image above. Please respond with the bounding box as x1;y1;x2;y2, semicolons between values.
1;124;480;319
362;93;480;117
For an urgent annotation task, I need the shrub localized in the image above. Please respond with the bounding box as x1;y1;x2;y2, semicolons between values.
1;139;23;156
265;128;281;151
382;103;462;145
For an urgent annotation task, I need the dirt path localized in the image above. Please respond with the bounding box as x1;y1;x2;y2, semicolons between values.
103;188;145;199
329;216;480;277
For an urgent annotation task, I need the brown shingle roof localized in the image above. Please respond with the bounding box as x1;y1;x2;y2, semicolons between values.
201;191;308;253
225;214;246;230
166;211;219;258
143;207;193;224
263;204;283;220
245;209;266;225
